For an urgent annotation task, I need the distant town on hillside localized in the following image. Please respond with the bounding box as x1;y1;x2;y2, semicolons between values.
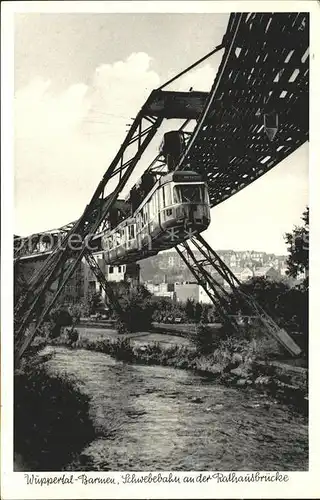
138;249;289;284
59;248;298;306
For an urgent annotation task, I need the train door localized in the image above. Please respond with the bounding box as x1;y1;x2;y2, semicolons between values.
159;183;175;230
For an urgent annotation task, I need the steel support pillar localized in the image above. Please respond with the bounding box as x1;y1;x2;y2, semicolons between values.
15;110;163;363
175;233;302;357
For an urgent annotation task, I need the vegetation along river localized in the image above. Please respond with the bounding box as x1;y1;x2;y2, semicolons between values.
45;347;308;471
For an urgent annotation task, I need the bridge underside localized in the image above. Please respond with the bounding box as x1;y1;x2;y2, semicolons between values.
180;12;309;207
145;90;209;119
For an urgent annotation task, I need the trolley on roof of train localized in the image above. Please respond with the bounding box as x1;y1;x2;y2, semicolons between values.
102;156;211;265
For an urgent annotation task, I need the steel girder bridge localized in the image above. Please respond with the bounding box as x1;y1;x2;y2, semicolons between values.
14;12;309;363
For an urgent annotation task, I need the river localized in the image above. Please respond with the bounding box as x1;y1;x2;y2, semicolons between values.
45;347;308;471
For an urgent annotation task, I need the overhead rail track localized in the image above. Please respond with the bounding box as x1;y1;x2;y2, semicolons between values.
178;12;309;206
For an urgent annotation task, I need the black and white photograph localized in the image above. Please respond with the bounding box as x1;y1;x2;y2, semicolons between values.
1;1;319;498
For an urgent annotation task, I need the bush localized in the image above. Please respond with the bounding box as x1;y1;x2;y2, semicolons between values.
117;321;130;335
200;304;210;324
111;337;134;362
152;296;187;323
87;292;104;316
214;337;253;361
14;352;96;471
68;303;84;324
191;322;216;355
65;327;79;345
227;276;308;353
49;308;73;339
115;284;154;333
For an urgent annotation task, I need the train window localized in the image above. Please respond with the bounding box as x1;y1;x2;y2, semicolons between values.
154;190;159;211
162;187;166;207
109;266;114;274
137;212;142;229
165;184;172;206
173;184;205;203
150;195;155;217
143;207;148;226
118;266;122;273
154;195;157;215
129;225;135;239
157;188;162;210
116;232;121;246
161;187;165;209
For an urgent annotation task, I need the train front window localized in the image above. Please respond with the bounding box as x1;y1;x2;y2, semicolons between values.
173;184;205;203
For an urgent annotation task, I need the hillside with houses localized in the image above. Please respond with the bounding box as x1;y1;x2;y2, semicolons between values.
136;250;298;304
139;249;289;285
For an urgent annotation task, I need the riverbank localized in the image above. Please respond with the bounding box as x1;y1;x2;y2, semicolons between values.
47;332;308;414
43;346;308;471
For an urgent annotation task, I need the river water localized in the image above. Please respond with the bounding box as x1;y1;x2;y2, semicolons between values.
45;347;308;471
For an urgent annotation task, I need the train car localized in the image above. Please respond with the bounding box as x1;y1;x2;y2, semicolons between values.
102;170;211;265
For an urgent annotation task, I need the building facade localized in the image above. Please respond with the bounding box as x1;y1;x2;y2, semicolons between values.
174;282;211;304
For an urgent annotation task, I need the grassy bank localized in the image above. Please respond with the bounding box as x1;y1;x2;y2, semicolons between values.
14;348;99;471
48;332;308;414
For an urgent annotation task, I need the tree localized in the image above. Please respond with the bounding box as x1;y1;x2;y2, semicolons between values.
284;207;309;279
194;302;203;323
200;304;210;324
185;298;195;322
228;276;307;336
228;276;291;320
281;285;308;335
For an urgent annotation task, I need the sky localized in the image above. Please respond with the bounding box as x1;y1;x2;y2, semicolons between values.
14;12;308;255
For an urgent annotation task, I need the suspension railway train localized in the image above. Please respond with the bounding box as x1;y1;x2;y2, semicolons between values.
102;132;211;265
